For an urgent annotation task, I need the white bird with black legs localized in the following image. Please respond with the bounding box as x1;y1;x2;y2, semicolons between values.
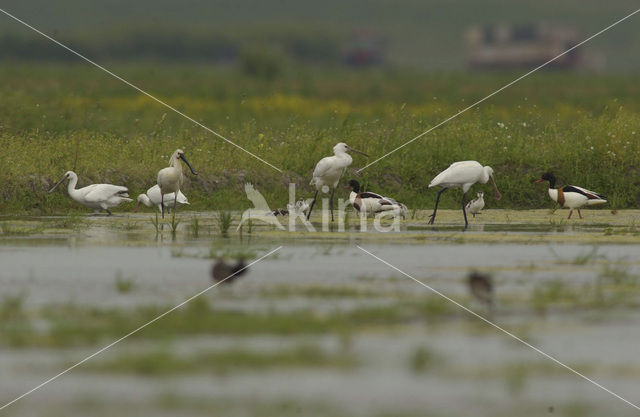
344;179;407;219
48;171;132;215
465;192;485;217
157;149;197;218
307;142;368;221
428;161;501;228
135;184;189;213
535;172;606;219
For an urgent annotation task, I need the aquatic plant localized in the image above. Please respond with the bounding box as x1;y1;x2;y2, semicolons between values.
216;210;233;237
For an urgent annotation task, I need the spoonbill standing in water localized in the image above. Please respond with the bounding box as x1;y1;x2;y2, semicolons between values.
428;161;501;228
135;184;189;213
157;149;197;218
535;172;606;219
307;142;368;221
48;171;132;215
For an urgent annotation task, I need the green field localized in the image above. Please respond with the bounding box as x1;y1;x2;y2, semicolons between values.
1;63;639;214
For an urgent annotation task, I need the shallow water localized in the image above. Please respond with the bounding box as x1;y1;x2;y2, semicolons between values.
1;210;639;416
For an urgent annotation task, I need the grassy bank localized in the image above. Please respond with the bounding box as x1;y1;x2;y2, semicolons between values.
1;63;639;214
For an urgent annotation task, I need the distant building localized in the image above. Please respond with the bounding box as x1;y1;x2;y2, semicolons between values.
344;30;384;67
465;24;585;69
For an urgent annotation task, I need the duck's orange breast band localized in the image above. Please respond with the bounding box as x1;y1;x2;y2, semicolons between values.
557;188;565;206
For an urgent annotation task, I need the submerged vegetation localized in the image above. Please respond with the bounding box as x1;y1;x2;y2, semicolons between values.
1;64;640;214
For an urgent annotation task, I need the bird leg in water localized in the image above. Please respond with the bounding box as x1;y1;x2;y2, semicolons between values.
160;192;165;219
106;209;112;216
306;190;319;220
568;210;573;219
461;192;468;229
578;209;583;219
329;188;335;222
174;191;178;213
428;188;447;225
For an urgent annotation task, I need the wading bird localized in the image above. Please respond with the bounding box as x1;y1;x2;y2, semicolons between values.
157;149;197;218
428;161;501;228
307;143;368;221
135;184;189;213
48;171;132;215
271;198;313;217
344;179;407;219
211;259;248;285
468;271;493;308
535;172;606;219
465;192;485;217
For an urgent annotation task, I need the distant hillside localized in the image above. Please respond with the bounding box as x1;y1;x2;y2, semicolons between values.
0;0;638;70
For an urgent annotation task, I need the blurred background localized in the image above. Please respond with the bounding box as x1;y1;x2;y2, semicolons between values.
1;0;639;71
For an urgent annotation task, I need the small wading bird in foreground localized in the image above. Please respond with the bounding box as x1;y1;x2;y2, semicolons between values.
48;171;132;215
465;192;485;217
535;172;607;219
307;143;368;221
468;271;493;308
344;179;408;219
135;184;189;213
157;149;197;218
211;259;248;285
428;161;501;228
272;198;313;217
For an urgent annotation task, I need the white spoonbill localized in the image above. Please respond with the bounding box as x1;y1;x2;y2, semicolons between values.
157;149;197;218
307;142;368;221
135;184;189;213
535;172;606;219
428;161;501;228
344;179;407;219
48;171;132;215
465;192;485;217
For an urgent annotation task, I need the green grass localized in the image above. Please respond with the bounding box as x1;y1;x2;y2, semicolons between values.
83;345;356;376
1;64;640;214
0;296;454;348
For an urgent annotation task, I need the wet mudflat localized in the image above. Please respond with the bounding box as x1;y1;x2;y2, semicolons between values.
1;210;639;417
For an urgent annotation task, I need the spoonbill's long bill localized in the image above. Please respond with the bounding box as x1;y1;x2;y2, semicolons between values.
136;184;189;213
344;179;407;219
48;171;132;215
535;172;606;219
307;143;368;221
157;149;197;218
428;161;501;228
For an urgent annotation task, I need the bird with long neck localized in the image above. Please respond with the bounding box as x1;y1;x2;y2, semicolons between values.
48;171;132;215
535;172;606;219
428;161;501;228
157;149;197;218
307;143;368;221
